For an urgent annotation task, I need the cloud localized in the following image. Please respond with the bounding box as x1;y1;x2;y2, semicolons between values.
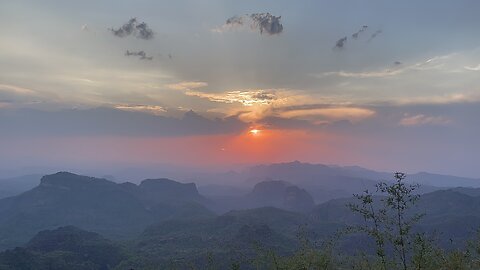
0;84;37;95
166;81;208;91
135;22;154;40
125;50;153;60
464;64;480;71
276;105;375;122
367;29;382;42
351;25;368;39
394;93;480;106
226;15;245;27
321;53;455;78
250;13;283;35
110;18;154;40
322;68;403;78
0;107;247;137
114;104;166;115
186;89;278;106
334;37;347;49
213;13;283;35
399;114;451;127
334;25;369;49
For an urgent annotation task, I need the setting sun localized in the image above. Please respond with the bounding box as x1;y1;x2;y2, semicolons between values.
249;129;261;135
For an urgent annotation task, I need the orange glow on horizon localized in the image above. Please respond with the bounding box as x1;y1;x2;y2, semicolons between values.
9;129;348;167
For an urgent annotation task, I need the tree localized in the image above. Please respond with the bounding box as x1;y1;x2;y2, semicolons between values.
347;172;424;270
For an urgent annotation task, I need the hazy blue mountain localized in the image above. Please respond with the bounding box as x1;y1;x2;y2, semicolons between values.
0;226;126;270
198;184;250;197
0;172;213;250
310;188;480;248
204;180;316;213
247;180;315;212
245;161;380;202
407;172;480;188
125;207;305;267
242;161;470;202
449;187;480;197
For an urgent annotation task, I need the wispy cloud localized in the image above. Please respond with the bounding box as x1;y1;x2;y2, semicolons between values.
186;89;278;106
322;68;403;78
399;114;451;127
276;105;375;122
464;64;480;71
321;53;456;78
0;84;37;95
351;25;368;39
166;81;208;91
367;29;382;42
114;104;166;115
394;93;479;105
125;50;153;60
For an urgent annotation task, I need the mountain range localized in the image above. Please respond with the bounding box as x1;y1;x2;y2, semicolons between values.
0;163;479;268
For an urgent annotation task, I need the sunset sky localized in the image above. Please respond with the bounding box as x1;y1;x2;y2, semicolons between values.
1;0;480;177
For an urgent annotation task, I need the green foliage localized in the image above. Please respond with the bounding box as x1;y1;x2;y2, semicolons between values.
346;172;424;270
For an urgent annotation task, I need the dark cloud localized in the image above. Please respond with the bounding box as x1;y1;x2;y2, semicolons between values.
334;36;347;49
394;61;402;65
125;50;153;60
368;30;382;42
249;13;283;35
225;15;245;27
0;107;248;137
351;25;368;39
220;13;283;35
110;18;154;40
135;22;154;40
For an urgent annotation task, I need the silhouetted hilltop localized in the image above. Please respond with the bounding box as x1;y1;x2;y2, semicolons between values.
138;178;206;204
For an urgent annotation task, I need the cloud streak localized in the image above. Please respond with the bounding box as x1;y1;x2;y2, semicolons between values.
368;29;382;42
321;53;455;78
166;81;208;91
399;114;451;127
351;25;368;39
125;50;153;60
186;89;278;106
464;64;480;71
114;104;166;115
273;104;376;122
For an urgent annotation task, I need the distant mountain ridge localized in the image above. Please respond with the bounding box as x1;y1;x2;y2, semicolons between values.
240;161;479;202
0;172;213;250
247;161;480;187
247;180;315;212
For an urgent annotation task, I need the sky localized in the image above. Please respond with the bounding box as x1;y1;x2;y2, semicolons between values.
1;0;480;178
